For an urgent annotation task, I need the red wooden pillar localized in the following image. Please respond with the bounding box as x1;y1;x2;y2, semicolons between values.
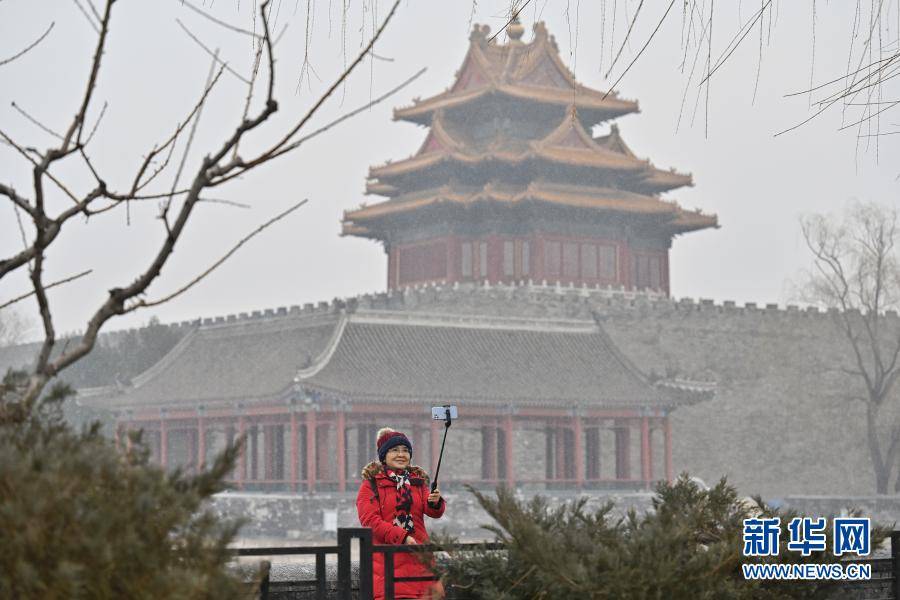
197;414;206;471
481;424;497;481
503;413;515;488
555;422;565;481
336;410;347;493
640;416;652;489
664;415;673;483
237;415;246;490
290;412;299;492
572;415;584;489
305;410;317;493
160;415;168;470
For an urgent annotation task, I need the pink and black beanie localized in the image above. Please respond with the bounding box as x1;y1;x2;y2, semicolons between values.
377;428;413;462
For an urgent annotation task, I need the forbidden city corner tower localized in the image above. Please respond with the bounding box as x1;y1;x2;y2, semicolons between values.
342;18;717;295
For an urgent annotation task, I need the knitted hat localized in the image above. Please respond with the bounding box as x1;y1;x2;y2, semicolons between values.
376;427;413;463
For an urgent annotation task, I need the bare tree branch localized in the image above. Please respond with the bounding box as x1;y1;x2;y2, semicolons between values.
602;0;676;102
83;101;107;146
0;270;93;311
206;0;402;185
0;183;36;218
604;0;644;80
176;19;252;85
129;199;307;311
130;64;225;198
11;101;63;140
63;0;114;150
698;0;772;86
234;66;427;172
180;0;265;38
71;0;100;33
0;21;55;67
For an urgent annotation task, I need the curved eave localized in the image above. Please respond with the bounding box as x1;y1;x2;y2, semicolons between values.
656;379;717;406
394;85;639;126
666;211;719;235
343;186;686;239
638;170;694;194
365;181;398;195
369;149;647;180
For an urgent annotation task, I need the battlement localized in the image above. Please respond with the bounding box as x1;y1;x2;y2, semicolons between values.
73;278;900;348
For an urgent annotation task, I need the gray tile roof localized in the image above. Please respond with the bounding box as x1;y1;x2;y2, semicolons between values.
82;314;339;409
82;309;697;411
297;312;676;408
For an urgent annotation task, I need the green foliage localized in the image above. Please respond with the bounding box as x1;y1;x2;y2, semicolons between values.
436;475;888;600
0;370;249;599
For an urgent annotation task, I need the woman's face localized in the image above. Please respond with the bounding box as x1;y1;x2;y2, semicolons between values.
384;445;411;470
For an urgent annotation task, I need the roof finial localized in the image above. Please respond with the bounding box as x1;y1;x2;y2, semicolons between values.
507;15;525;41
470;23;490;45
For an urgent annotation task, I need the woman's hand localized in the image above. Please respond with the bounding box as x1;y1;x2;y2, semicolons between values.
404;535;418;545
427;488;442;506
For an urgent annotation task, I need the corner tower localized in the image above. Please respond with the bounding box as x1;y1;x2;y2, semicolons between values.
343;20;716;294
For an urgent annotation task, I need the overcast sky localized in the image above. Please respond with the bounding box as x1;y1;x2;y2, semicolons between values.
2;1;898;340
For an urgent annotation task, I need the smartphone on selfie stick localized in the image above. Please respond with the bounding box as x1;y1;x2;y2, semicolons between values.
430;405;458;493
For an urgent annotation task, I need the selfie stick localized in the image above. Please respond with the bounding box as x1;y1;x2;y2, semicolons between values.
431;408;452;492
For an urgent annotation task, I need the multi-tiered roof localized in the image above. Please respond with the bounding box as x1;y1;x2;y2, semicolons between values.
343;20;716;293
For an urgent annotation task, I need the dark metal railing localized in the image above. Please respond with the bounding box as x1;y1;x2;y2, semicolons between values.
235;527;503;600
237;528;900;600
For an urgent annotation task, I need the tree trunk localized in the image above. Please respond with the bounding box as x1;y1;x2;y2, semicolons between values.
867;403;891;494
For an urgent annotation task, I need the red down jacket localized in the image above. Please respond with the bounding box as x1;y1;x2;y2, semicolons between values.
356;462;446;599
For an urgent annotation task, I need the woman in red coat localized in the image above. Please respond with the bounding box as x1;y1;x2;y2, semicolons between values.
356;428;446;600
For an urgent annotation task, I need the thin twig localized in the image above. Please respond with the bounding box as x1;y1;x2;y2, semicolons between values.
11;204;28;250
210;0;403;184
176;19;252;84
71;0;100;33
129;200;307;310
698;0;771;86
0;129;82;204
65;0;114;149
603;0;676;101
83;0;102;22
83;101;108;146
180;0;265;38
488;0;533;43
0;270;93;311
11;101;64;140
257;67;427;166
0;22;55;67
130;64;226;195
166;51;220;215
604;0;644;79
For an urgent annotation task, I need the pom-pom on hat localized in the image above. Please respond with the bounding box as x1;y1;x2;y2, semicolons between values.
376;427;413;463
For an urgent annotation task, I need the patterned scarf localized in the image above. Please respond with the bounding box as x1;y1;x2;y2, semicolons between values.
386;468;414;535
